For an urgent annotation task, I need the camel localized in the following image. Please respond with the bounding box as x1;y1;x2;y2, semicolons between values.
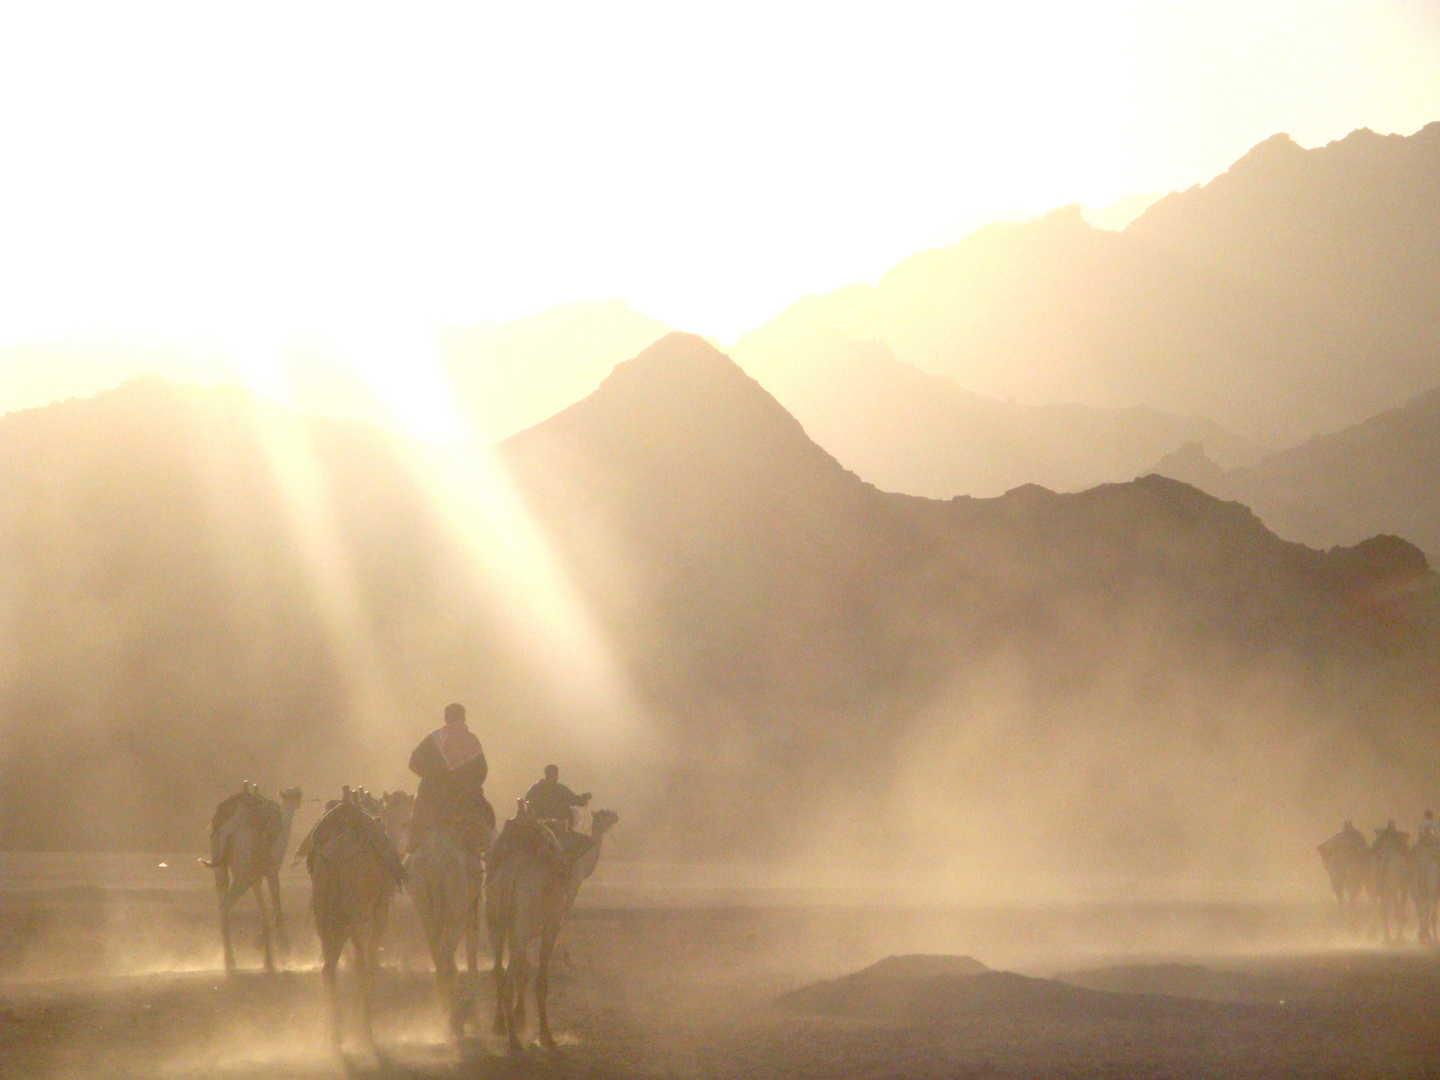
203;784;302;971
1371;824;1411;944
487;809;618;1050
379;790;416;851
1318;823;1371;936
309;786;397;1049
406;816;491;1037
1412;837;1440;945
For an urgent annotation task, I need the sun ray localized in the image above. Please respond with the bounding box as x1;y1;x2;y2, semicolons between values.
221;332;401;763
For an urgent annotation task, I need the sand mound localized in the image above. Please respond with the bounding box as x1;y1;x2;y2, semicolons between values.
1057;962;1291;1003
777;954;1211;1022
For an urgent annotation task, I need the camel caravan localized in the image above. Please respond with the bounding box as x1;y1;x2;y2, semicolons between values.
201;702;618;1051
1318;815;1440;944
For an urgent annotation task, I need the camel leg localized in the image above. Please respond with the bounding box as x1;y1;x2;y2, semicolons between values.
508;942;530;1050
353;933;375;1050
322;935;343;1049
268;871;288;958
419;891;461;1038
435;950;459;1039
214;866;238;972
536;929;557;1050
491;926;509;1038
465;897;480;989
253;882;275;971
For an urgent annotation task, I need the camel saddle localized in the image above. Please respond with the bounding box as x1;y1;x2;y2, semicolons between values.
210;788;281;867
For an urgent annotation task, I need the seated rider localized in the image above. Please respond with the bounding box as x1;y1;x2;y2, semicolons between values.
1375;818;1410;852
407;702;494;853
525;764;591;828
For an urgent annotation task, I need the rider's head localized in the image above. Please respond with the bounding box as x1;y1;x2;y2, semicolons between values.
444;702;466;725
544;764;559;782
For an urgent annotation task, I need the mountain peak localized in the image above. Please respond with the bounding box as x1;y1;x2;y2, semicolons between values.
609;331;733;378
506;332;856;498
1228;131;1302;173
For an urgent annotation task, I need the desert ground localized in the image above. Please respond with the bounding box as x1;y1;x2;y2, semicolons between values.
3;852;1439;1079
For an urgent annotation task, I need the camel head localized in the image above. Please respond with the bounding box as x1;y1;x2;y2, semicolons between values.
380;791;413;826
591;810;619;839
279;787;303;808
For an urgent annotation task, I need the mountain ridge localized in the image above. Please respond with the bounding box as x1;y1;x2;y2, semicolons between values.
733;122;1440;445
2;335;1437;878
1150;384;1440;563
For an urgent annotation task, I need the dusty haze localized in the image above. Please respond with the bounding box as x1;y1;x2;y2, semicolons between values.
2;335;1435;902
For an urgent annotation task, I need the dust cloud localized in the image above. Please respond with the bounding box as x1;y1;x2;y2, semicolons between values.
3;337;1439;1080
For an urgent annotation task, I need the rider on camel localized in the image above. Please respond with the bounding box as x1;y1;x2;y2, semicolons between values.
525;764;591;827
1420;809;1438;843
1375;818;1410;853
407;702;494;855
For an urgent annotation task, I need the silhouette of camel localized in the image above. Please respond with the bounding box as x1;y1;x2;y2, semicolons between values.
203;784;302;971
486;809;618;1050
407;817;491;1038
1318;823;1371;936
309;787;396;1049
1412;836;1440;945
1371;824;1411;944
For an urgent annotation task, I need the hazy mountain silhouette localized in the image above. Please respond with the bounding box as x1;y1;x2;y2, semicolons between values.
732;123;1440;445
502;335;1438;869
1150;386;1440;564
2;336;1436;881
438;300;672;440
0;300;674;439
739;335;1259;498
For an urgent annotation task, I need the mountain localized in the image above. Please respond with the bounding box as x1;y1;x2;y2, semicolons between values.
0;300;674;441
731;123;1440;445
1150;386;1440;564
502;335;1438;872
437;300;672;440
736;335;1259;498
2;336;1437;884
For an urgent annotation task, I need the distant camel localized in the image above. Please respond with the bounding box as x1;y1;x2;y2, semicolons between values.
203;784;302;971
309;787;397;1049
293;787;408;865
1412;837;1440;945
1318;823;1371;935
487;809;618;1050
1371;825;1411;943
379;790;416;852
406;817;490;1037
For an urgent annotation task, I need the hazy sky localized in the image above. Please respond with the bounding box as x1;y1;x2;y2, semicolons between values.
2;0;1438;348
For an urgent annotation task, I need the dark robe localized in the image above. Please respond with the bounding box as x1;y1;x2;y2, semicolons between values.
408;721;493;848
524;777;586;821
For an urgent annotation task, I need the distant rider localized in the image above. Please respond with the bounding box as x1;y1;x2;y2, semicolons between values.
1421;809;1438;843
1375;818;1410;853
525;764;591;826
407;702;494;853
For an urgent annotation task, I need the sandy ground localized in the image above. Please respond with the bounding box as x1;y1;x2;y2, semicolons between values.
3;855;1439;1079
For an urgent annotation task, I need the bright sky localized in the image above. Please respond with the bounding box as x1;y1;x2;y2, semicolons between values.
1;0;1438;348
